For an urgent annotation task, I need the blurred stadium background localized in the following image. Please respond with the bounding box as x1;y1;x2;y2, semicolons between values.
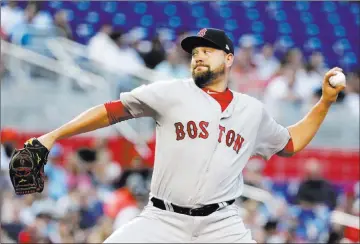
0;1;359;243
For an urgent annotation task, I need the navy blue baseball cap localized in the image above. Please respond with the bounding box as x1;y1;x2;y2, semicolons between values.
181;28;234;55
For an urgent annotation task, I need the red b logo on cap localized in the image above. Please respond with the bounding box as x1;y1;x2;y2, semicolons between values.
197;28;207;37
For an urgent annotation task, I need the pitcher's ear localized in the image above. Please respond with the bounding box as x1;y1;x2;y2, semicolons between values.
226;53;234;68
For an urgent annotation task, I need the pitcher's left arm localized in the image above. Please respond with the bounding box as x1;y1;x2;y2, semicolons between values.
277;67;346;157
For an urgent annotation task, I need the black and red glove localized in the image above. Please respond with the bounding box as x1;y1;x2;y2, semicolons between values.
9;138;49;195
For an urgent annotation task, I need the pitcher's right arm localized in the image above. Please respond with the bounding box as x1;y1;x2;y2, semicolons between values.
37;100;132;150
37;79;177;150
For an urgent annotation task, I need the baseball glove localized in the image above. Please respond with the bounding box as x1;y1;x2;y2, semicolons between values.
9;138;49;195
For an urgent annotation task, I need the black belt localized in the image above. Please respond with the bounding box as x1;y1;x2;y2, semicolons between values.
150;197;235;216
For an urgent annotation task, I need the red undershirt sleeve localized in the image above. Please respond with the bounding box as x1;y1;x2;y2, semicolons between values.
104;100;132;125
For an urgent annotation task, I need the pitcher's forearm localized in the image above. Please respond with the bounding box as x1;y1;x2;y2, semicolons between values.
46;100;132;142
287;98;331;152
49;104;110;141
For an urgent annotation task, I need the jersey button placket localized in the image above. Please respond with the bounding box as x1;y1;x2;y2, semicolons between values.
194;114;222;203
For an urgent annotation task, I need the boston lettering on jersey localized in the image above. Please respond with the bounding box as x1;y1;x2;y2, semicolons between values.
174;121;245;154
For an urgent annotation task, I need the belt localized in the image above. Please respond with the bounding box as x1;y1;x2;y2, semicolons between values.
150;197;235;216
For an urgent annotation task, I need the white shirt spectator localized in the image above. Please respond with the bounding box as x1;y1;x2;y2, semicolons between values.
88;32;112;62
263;75;291;118
0;4;24;35
88;32;144;75
31;11;53;30
294;69;323;101
344;93;359;118
254;53;280;81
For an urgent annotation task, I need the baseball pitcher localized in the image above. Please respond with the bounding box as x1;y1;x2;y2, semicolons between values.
9;28;345;243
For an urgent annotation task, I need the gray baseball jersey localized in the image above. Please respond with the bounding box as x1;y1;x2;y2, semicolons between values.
120;78;290;207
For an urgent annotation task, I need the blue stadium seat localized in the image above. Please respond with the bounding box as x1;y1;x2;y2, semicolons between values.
164;4;177;16
219;7;232;18
300;12;313;24
76;1;90;11
322;1;337;13
101;1;118;13
86;12;99;24
278;22;292;34
306;24;320;36
168;16;181;28
327;13;340;25
113;13;126;26
246;9;260;20
295;1;310;11
252;21;265;33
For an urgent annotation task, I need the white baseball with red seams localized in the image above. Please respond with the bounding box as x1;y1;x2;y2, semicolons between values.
329;71;346;87
103;78;290;243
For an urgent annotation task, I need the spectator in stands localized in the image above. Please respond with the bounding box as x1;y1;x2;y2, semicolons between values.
343;70;359;118
53;9;73;40
113;156;151;199
263;64;301;119
343;195;360;243
88;26;145;96
0;27;7;41
254;43;280;81
262;219;286;243
294;61;324;101
0;0;24;36
243;157;273;192
103;188;140;232
287;201;331;242
88;138;122;187
77;189;103;230
283;48;304;71
142;34;166;69
296;158;337;210
10;1;53;46
44;144;69;201
110;30;145;74
52;217;76;243
174;30;192;63
88;23;113;63
86;216;113;243
65;154;92;192
344;181;359;214
240;197;264;243
230;34;261;97
293;52;327;102
8;2;36;46
154;47;191;79
110;30;147;96
309;51;328;76
0;128;17;190
24;1;53;30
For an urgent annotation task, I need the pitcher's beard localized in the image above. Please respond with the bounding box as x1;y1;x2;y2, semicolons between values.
192;64;225;88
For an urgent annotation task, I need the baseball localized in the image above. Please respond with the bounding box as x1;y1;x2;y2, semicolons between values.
329;71;346;87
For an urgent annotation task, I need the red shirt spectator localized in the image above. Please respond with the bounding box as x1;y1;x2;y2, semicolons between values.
0;27;7;40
